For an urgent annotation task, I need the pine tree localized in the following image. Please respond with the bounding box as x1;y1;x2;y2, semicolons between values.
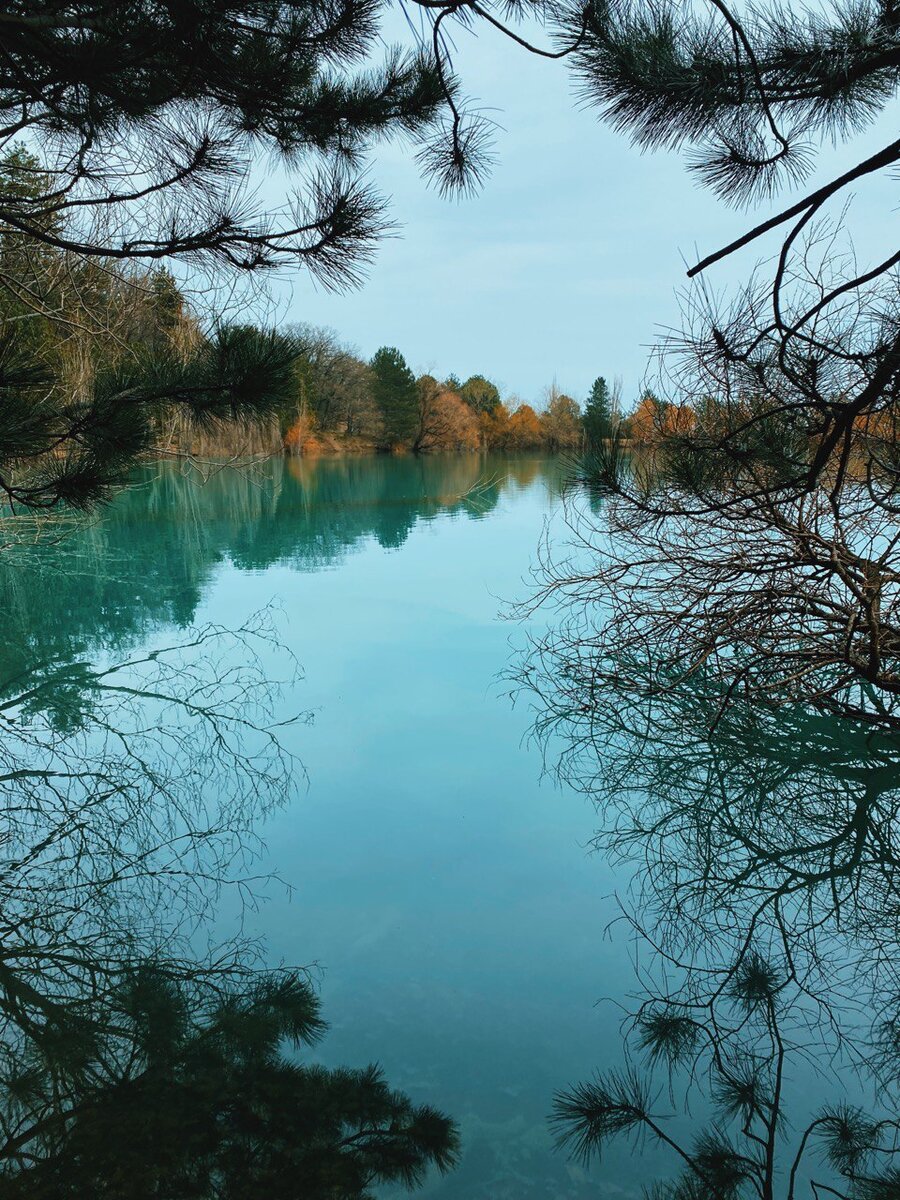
0;319;304;510
583;376;613;446
371;346;419;448
0;967;459;1198
0;3;502;510
0;3;467;284
0;148;311;510
564;0;900;492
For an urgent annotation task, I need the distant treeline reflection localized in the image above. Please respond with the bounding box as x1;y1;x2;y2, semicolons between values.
0;455;562;693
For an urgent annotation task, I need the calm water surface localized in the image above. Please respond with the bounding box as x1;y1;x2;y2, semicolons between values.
7;455;661;1197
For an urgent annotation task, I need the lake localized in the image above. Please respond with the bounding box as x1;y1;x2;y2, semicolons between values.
2;454;664;1198
5;451;894;1198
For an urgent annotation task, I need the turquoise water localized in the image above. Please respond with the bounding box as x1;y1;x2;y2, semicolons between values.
3;455;655;1197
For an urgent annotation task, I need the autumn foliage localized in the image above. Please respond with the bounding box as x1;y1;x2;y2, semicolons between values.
627;393;696;444
277;325;723;459
279;335;591;456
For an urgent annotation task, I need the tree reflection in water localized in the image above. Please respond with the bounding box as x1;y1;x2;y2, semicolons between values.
0;456;550;1195
0;454;561;1196
520;480;900;1199
0;454;557;691
0;621;458;1196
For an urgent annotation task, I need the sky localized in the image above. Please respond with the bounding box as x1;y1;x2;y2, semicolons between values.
259;11;898;411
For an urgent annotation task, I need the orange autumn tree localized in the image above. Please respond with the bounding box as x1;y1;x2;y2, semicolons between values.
479;402;513;449
413;375;480;452
540;389;583;451
507;403;544;449
629;391;667;443
628;391;695;444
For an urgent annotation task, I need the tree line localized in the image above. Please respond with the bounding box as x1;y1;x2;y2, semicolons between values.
0;150;626;468
274;344;664;457
284;336;610;455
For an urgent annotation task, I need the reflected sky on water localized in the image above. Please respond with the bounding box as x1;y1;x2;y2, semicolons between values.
6;455;900;1196
2;455;661;1197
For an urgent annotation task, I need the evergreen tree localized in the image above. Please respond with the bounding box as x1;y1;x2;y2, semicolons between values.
553;943;900;1200
460;374;501;414
563;0;900;493
0;967;459;1198
0;3;506;510
0;3;470;284
371;346;418;447
0;148;310;509
583;376;613;446
0;321;304;510
0;149;59;356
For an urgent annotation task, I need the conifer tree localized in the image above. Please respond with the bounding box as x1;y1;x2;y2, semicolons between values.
0;1;509;510
553;943;900;1200
0;967;459;1198
371;346;419;447
0;2;466;284
562;0;900;491
583;376;613;446
0;146;310;509
0;317;304;510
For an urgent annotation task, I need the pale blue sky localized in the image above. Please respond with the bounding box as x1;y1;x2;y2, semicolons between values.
264;16;897;411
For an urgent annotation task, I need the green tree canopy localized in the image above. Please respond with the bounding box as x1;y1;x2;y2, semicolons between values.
371;346;418;448
459;374;501;414
583;376;613;446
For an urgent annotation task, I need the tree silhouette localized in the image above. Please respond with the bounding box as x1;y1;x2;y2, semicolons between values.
561;0;900;494
554;940;900;1200
518;474;900;1197
0;2;461;285
0;966;458;1199
0;609;460;1197
0;316;304;510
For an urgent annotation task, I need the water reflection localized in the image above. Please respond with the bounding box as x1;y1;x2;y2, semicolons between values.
527;666;900;1194
0;961;458;1200
536;667;900;994
0;454;564;1198
523;484;900;1199
11;445;900;1198
0;455;560;704
15;448;892;1197
0;611;461;1195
